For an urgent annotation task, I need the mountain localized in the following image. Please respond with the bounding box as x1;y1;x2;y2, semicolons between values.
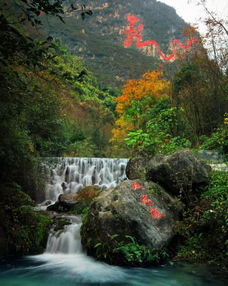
42;0;190;88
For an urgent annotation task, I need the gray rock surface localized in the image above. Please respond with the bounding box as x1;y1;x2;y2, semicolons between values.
81;180;182;265
47;186;101;212
47;194;78;212
127;150;211;196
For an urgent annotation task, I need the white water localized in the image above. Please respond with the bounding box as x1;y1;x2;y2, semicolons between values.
33;215;127;284
33;158;130;283
43;157;128;202
46;216;82;254
1;158;226;285
24;218;225;285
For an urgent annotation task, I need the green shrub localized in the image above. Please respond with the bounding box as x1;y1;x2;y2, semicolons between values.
125;103;191;155
0;183;51;256
114;235;152;264
176;170;228;269
200;127;228;155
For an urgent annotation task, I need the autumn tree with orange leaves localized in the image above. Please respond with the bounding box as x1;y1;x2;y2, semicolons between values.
111;71;170;147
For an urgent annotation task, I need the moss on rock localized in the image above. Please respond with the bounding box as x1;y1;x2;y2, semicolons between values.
81;180;182;266
0;183;51;258
71;186;102;215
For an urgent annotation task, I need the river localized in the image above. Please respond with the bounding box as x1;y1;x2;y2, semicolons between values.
0;215;226;286
0;157;226;285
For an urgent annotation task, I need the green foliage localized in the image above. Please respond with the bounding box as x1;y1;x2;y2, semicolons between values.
0;14;115;189
45;40;115;157
0;7;115;258
199;127;228;155
115;240;151;264
202;171;228;227
204;170;228;199
173;63;201;94
176;170;228;269
82;227;169;266
113;235;167;265
172;56;227;141
125;99;191;155
0;183;51;255
176;235;205;261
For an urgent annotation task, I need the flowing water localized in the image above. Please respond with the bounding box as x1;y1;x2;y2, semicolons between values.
43;157;128;202
0;157;227;285
0;215;226;286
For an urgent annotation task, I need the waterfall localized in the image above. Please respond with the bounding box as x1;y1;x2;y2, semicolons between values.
43;157;128;202
46;216;82;254
36;157;129;276
33;213;127;283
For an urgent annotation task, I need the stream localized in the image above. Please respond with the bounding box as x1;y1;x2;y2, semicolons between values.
0;215;226;286
0;157;227;285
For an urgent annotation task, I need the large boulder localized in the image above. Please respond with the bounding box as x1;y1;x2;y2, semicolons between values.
126;155;153;180
81;180;182;266
47;193;78;212
127;150;211;197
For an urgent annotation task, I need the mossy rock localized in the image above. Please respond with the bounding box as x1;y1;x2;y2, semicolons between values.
52;217;71;232
0;183;51;257
127;150;211;201
71;186;102;215
81;180;182;266
47;186;102;214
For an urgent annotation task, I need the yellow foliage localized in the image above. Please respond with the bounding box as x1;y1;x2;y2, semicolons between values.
111;71;170;145
111;115;134;143
115;70;169;114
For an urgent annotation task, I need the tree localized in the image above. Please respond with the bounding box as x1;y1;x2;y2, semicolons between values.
190;0;228;69
111;71;170;151
172;51;227;143
1;0;92;26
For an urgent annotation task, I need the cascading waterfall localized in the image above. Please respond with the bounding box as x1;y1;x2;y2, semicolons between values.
31;158;130;283
41;157;128;256
1;157;225;285
46;216;82;254
43;157;128;202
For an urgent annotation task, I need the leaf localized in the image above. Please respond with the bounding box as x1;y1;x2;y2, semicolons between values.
125;235;135;243
110;234;119;240
94;242;102;248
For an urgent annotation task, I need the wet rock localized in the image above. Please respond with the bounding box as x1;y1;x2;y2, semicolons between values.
47;194;78;212
47;186;101;213
81;180;182;266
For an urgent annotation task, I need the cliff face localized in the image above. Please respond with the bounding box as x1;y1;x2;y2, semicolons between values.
43;0;189;87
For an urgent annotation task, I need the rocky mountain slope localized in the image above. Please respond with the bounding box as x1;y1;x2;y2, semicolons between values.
43;0;190;87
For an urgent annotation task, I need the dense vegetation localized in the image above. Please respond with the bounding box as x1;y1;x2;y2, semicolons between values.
110;45;227;157
0;0;227;272
0;0;115;256
175;170;228;270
